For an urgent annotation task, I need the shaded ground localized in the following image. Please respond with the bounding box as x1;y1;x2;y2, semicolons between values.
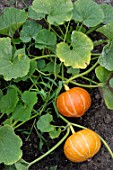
0;0;113;170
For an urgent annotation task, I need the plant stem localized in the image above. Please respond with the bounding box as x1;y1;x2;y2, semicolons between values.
57;75;100;88
99;135;113;159
70;124;75;134
81;76;99;85
27;127;70;169
94;39;108;47
64;21;70;42
59;114;87;130
50;27;64;40
31;54;56;61
91;53;101;56
58;26;65;37
69;81;100;88
65;61;98;84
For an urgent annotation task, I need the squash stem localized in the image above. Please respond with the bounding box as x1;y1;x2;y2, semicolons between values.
64;84;70;91
70;124;75;134
27;127;70;169
99;135;113;159
31;54;56;61
65;61;98;84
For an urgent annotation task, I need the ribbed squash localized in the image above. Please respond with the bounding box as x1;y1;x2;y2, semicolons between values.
64;129;101;162
56;87;91;117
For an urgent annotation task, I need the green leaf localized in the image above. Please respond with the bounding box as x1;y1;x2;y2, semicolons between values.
0;8;27;36
14;61;37;82
67;67;80;76
13;91;38;121
109;78;113;88
42;61;60;75
102;86;113;110
95;65;111;83
21;91;38;108
0;125;22;165
15;159;29;170
37;113;54;132
100;4;113;24
12;102;32;122
0;38;30;80
49;128;61;139
28;6;44;20
0;88;19;115
35;29;56;50
37;59;46;70
5;159;29;170
56;31;93;68
20;20;42;43
98;41;113;71
72;0;104;27
31;0;73;25
96;22;113;39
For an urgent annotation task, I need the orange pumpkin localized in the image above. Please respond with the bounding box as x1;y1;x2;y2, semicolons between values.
64;129;101;162
56;87;91;117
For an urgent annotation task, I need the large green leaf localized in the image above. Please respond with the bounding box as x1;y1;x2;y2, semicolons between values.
0;38;30;80
0;8;27;37
14;61;37;82
100;4;113;24
28;6;44;20
0;125;22;165
95;65;111;83
98;41;113;71
56;31;93;68
35;29;56;50
97;22;113;39
20;20;42;43
31;0;73;25
13;91;38;121
72;0;104;27
0;88;19;115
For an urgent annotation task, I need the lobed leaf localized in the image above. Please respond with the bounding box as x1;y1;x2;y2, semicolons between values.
0;88;19;115
100;4;113;24
20;20;42;43
28;6;44;20
0;125;22;165
14;61;37;82
37;113;54;132
56;31;93;69
95;65;111;83
97;22;113;39
98;41;113;71
31;0;73;25
0;38;30;80
35;29;56;50
12;91;38;121
0;8;27;37
49;128;61;139
72;0;104;27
